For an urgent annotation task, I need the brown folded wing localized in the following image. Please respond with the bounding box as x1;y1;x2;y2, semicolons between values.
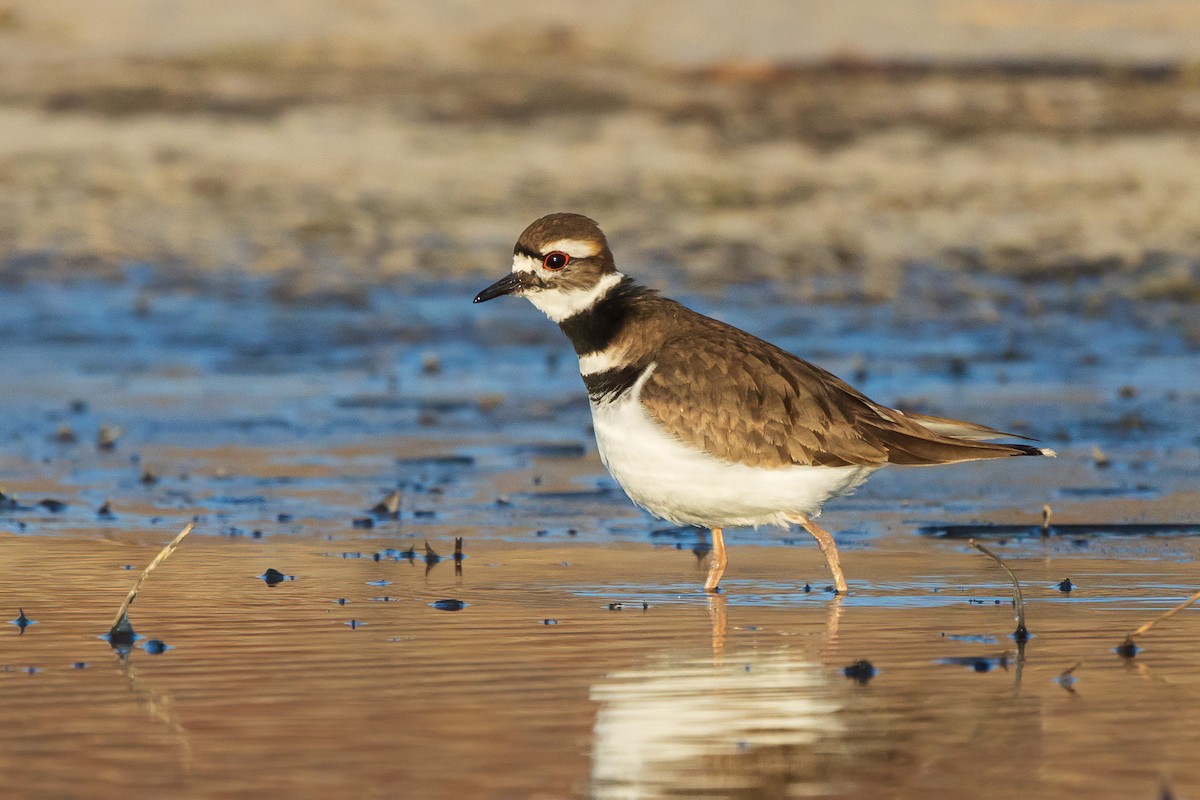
640;325;1044;469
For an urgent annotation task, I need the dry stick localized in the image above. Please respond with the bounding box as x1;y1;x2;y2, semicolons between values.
1119;587;1200;654
109;522;196;634
1058;660;1083;679
968;538;1029;641
1056;660;1083;693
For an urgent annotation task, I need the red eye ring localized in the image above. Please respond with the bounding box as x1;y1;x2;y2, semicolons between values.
543;251;570;271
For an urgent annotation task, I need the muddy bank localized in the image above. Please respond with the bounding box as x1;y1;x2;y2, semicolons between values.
1;53;1199;303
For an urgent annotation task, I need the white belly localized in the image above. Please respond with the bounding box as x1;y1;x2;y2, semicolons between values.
590;367;877;529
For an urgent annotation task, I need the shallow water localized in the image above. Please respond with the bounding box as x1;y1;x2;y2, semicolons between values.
2;275;1199;799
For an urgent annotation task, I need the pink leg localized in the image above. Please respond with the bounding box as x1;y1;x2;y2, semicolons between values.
704;527;727;593
794;514;849;594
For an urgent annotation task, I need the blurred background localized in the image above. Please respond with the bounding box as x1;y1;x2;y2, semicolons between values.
4;7;1200;799
1;0;1199;306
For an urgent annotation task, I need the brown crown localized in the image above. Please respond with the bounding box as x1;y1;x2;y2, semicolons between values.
517;212;611;257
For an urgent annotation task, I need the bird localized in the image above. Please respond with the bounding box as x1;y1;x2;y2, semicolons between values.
473;213;1055;594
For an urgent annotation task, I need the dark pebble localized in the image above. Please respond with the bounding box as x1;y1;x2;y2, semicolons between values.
143;639;168;655
1056;578;1075;592
431;599;466;611
107;616;137;647
843;660;877;684
260;568;290;586
1116;639;1139;658
351;517;375;529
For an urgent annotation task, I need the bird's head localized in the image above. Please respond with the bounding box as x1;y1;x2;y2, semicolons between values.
473;213;623;322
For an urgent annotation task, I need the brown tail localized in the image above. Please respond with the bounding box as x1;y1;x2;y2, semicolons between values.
864;420;1056;466
899;410;1035;442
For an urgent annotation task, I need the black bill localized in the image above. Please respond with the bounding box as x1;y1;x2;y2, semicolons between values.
473;272;529;303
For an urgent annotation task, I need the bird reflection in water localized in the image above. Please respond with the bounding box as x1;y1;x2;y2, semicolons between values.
590;596;847;799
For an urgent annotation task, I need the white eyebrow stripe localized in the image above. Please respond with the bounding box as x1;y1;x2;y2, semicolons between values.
543;238;601;259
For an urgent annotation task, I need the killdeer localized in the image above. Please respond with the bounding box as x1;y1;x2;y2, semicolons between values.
474;213;1055;594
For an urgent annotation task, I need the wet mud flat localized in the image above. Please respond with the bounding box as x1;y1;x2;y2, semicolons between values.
2;273;1200;799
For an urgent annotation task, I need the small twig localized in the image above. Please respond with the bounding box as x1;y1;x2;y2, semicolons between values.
1119;588;1200;655
1056;660;1083;692
370;489;401;517
109;522;196;633
968;538;1029;641
1058;660;1083;679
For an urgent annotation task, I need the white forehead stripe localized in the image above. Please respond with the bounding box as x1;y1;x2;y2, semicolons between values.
542;238;601;259
511;253;540;274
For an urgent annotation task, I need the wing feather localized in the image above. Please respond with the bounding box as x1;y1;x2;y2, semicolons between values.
638;311;1045;468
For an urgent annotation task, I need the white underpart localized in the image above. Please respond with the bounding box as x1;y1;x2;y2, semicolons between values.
591;365;878;528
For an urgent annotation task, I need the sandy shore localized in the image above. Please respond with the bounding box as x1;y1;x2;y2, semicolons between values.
0;6;1198;302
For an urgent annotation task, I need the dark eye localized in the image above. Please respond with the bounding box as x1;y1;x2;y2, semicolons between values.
543;251;570;271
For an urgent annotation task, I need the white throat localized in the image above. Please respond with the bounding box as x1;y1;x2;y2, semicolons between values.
524;271;625;324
